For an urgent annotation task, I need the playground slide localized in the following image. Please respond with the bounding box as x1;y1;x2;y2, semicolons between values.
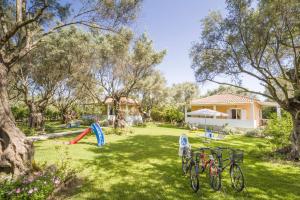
91;123;105;146
69;128;91;144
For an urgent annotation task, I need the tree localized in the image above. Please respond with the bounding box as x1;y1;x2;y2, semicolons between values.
11;27;92;130
169;82;199;108
190;0;300;160
206;85;256;97
94;31;166;128
0;0;141;176
135;70;168;119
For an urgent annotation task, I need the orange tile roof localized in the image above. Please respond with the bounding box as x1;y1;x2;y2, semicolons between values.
104;97;139;105
191;94;258;105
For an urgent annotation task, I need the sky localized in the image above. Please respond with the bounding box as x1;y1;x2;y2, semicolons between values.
133;0;265;96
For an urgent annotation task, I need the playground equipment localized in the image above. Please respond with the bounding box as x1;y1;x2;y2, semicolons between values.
69;123;105;146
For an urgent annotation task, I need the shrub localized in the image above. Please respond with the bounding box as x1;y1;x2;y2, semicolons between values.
163;106;184;124
151;107;165;122
223;126;245;135
22;127;38;136
11;105;29;121
263;112;293;150
105;127;134;135
0;163;76;200
81;118;96;126
245;128;264;137
44;106;60;121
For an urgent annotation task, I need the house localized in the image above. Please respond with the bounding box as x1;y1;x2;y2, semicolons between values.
185;94;280;129
104;97;143;125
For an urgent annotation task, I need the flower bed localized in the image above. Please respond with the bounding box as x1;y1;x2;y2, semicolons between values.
0;164;76;200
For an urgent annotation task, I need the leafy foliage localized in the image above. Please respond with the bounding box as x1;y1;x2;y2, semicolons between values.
190;0;300;159
11;105;29;121
151;106;184;124
263;112;293;150
0;151;76;200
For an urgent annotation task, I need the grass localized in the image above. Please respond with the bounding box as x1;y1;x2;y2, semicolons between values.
34;124;300;199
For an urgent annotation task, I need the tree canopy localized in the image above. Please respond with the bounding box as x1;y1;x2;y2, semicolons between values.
191;0;300;159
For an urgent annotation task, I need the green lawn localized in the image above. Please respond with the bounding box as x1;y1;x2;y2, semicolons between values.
34;125;300;200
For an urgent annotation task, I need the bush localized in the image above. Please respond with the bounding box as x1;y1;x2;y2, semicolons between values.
151;107;165;122
223;126;245;135
151;106;184;124
164;106;184;124
105;127;134;135
11;105;29;121
245;128;264;137
0;163;76;200
0;144;77;200
263;112;293;150
81;118;95;126
44;106;60;121
22;127;38;136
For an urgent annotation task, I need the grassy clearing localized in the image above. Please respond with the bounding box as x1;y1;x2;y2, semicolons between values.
34;125;300;200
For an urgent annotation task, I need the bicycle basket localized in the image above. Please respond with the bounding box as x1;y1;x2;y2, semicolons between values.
231;149;244;163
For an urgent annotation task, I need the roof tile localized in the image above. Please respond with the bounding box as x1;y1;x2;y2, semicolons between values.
191;94;257;104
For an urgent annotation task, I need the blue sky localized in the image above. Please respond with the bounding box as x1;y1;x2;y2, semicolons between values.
133;0;264;96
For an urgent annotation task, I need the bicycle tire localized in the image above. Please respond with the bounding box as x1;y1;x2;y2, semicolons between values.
209;160;221;191
190;162;199;192
182;154;188;175
230;163;245;192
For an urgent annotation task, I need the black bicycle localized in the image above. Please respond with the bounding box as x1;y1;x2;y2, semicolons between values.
209;147;245;192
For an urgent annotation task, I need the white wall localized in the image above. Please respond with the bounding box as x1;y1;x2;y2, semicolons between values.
186;117;257;129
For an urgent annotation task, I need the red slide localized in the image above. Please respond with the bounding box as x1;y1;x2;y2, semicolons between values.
69;128;91;144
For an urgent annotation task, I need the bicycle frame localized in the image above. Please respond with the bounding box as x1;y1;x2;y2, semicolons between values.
212;147;240;173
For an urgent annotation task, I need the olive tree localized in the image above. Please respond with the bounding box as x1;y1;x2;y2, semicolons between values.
190;0;300;160
94;31;166;128
135;70;168;119
0;0;141;176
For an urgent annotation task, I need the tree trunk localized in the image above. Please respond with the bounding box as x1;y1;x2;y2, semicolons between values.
61;108;69;124
290;111;300;161
28;103;44;131
62;113;68;124
113;98;126;129
0;65;34;177
29;112;44;131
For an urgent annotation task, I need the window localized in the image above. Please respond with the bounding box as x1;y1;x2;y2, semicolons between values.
109;107;114;115
231;109;241;119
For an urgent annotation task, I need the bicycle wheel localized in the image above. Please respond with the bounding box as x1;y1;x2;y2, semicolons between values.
209;161;221;191
230;163;245;192
182;155;188;175
190;162;199;192
182;149;190;175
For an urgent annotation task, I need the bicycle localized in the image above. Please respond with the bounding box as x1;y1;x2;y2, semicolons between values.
189;147;213;192
181;146;192;175
209;147;245;192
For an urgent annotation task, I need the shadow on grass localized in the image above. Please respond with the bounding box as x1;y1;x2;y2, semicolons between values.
62;133;300;200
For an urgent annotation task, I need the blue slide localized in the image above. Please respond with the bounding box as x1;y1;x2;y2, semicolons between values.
91;123;105;146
